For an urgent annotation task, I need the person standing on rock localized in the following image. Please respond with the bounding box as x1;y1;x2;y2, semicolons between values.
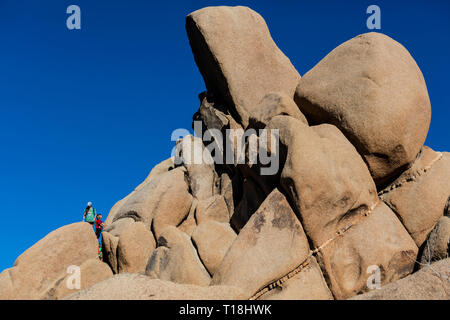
83;201;97;226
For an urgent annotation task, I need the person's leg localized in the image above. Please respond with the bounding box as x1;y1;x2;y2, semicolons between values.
95;228;101;239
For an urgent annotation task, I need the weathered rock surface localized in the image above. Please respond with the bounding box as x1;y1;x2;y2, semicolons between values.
249;92;308;129
257;258;333;300
0;223;98;299
420;216;450;266
318;202;418;300
117;222;156;274
43;259;113;300
105;158;175;225
174;135;219;201
268;115;378;246
66;274;245;300
195;195;230;225
101;231;120;273
186;6;300;127
211;190;330;299
102;219;156;274
350;258;450;300
139;157;175;188
146;226;211;286
231;177;268;232
108;167;193;233
380;147;450;246
2;6;448;302
103;217;135;237
192;221;237;275
178;198;198;236
295;32;431;186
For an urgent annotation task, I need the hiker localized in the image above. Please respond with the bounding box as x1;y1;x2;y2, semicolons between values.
94;214;104;239
82;201;97;226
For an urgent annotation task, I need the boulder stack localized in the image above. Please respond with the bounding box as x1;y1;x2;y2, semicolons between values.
1;6;448;300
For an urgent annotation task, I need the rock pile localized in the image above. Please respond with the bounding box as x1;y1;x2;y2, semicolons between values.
0;6;448;300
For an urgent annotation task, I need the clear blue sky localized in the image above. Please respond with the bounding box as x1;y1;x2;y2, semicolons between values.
0;0;449;271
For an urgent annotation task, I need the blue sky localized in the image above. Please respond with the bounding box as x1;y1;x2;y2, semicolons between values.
0;0;448;271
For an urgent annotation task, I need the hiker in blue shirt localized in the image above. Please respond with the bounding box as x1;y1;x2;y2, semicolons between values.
83;201;97;226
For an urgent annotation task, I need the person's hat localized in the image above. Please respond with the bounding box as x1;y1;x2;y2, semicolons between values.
87;201;93;207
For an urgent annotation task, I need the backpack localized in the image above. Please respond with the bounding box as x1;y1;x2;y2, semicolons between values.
85;207;96;223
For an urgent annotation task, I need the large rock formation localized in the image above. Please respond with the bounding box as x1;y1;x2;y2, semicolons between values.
1;6;447;301
0;223;103;299
295;32;431;187
66;274;245;300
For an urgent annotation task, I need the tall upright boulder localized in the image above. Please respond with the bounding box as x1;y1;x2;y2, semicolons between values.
146;226;211;286
116;222;156;274
186;6;300;127
295;32;431;186
267;115;378;245
107;166;193;230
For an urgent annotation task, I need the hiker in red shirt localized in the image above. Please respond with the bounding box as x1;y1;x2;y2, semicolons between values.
95;214;105;239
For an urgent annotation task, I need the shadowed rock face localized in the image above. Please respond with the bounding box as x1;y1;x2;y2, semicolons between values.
146;226;211;286
1;6;447;301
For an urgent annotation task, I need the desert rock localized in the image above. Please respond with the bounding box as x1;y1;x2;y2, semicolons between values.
66;274;245;300
146;226;211;286
186;6;300;127
380;147;450;246
295;32;431;186
211;190;329;299
0;222;98;299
